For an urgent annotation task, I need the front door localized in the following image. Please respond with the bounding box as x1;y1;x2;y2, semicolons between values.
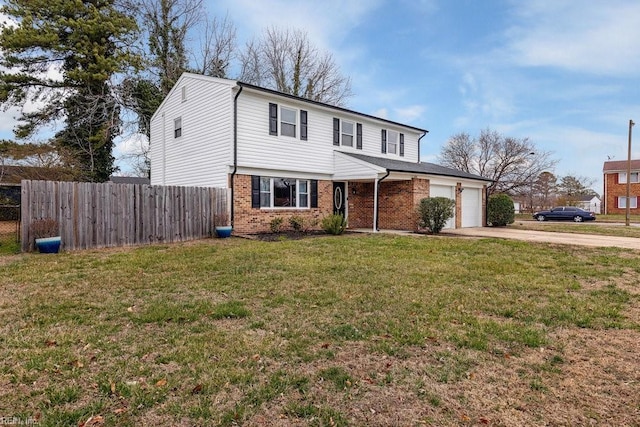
333;182;346;217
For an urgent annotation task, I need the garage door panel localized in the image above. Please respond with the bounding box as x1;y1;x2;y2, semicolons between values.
429;185;455;229
462;188;481;227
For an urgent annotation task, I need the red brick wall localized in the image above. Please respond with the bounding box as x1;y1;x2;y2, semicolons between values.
378;180;414;230
348;178;430;230
233;175;485;233
604;172;640;214
232;174;333;234
348;182;375;229
455;183;462;228
482;185;487;226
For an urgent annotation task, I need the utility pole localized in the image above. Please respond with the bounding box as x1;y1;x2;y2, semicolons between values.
626;119;635;226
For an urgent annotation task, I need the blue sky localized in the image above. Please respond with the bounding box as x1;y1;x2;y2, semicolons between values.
2;0;639;194
202;0;640;193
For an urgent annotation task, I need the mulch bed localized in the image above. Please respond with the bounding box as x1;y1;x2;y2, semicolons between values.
237;230;348;241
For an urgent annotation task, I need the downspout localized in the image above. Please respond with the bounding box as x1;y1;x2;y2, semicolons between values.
374;170;390;231
417;131;428;162
230;85;243;227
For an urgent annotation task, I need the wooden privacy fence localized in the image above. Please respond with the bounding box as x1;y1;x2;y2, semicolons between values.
21;180;229;252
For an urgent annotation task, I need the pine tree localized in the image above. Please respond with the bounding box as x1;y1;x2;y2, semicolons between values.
0;0;140;181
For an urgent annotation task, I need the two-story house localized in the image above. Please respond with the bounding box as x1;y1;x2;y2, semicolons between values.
603;160;640;214
150;73;491;234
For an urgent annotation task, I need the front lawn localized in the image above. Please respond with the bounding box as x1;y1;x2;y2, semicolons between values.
1;234;638;426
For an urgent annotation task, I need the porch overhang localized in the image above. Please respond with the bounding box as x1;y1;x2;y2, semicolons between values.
332;152;491;233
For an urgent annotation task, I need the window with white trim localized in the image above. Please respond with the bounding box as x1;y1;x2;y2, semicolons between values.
341;120;354;146
618;196;638;209
280;107;297;137
174;117;182;138
619;172;639;183
259;177;310;208
387;130;398;154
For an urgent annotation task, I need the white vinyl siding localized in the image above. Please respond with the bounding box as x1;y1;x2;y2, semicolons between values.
333;152;385;180
150;74;234;187
152;76;425;188
236;90;422;175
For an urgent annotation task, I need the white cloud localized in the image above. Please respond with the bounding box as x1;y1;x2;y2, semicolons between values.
212;0;382;50
372;108;388;119
114;133;149;158
394;105;426;123
505;0;640;76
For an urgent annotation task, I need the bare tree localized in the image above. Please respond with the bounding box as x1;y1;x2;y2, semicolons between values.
194;14;237;78
138;0;203;95
238;27;352;106
238;37;265;86
439;128;557;196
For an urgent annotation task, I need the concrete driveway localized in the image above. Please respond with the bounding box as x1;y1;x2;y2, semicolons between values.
441;227;640;250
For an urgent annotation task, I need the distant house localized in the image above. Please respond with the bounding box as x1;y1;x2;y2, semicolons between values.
603;160;640;214
0;165;75;205
575;195;601;214
149;73;492;233
109;176;150;185
0;165;74;186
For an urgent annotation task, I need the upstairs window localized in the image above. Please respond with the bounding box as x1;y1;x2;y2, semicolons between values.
269;103;307;140
381;129;404;156
174;117;182;138
333;118;361;149
281;107;297;137
619;172;639;183
342;121;354;146
387;130;398;154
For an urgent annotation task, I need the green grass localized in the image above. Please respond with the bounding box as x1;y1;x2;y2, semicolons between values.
0;233;20;254
0;234;638;425
510;220;640;238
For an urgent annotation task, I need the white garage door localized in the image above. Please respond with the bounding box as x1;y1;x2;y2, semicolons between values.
461;188;482;227
429;185;455;229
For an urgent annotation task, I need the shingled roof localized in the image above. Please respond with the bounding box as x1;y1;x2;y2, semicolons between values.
0;165;74;185
341;152;492;182
603;160;640;172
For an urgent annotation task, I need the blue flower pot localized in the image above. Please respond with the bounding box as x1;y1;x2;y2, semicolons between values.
35;236;61;253
215;226;233;238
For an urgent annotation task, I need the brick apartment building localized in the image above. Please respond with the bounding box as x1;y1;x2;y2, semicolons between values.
602;160;640;214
